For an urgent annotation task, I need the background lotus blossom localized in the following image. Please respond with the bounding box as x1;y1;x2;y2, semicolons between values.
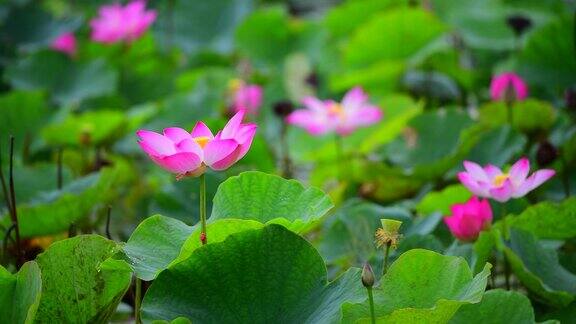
490;72;528;102
458;157;555;202
90;0;156;44
286;87;382;136
444;196;492;241
50;33;77;56
229;80;263;115
137;110;256;178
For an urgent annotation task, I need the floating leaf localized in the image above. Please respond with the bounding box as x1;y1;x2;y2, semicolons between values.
0;262;42;324
35;235;132;323
210;171;333;232
464;125;527;167
141;225;365;323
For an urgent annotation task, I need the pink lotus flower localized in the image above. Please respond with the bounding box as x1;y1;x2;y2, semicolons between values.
90;0;156;44
229;80;263;115
286;87;383;136
137;110;257;178
51;33;77;56
444;196;492;242
458;158;555;202
490;72;528;102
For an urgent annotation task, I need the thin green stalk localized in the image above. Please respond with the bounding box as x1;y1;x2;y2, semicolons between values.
506;100;514;125
200;173;207;245
335;135;344;180
134;278;142;324
382;242;391;276
8;136;22;268
367;287;376;324
501;204;511;290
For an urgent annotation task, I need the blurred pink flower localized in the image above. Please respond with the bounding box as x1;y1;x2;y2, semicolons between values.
490;72;528;101
51;33;77;56
286;87;382;136
444;196;492;242
90;0;156;44
137;110;257;178
230;80;263;115
458;157;555;202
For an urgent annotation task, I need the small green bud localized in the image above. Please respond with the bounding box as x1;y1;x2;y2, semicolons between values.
362;262;375;288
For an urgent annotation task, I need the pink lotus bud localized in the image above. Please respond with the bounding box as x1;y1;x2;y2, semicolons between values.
136;110;257;178
457;157;555;203
489;72;528;102
90;0;156;44
51;33;77;57
286;86;382;136
444;196;493;242
229;80;263;115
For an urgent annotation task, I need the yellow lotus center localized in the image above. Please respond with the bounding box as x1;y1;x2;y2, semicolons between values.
328;103;345;118
194;136;210;148
493;174;509;187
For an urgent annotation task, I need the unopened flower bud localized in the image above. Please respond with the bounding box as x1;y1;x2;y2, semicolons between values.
506;14;532;37
273;100;294;118
375;219;402;249
361;262;375;288
536;140;558;167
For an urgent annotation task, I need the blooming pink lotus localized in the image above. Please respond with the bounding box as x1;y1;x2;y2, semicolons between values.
51;33;77;56
458;157;555;202
444;196;492;242
90;0;156;44
137;110;257;178
229;80;263;115
286;87;382;136
490;72;528;102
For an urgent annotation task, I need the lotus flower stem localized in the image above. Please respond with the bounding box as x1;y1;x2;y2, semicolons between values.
280;123;293;178
335;135;344;180
561;155;571;198
134;277;142;324
57;147;63;190
105;205;112;240
200;173;207;245
501;204;511;290
382;242;391;275
8;136;22;267
367;288;376;324
0;140;13;218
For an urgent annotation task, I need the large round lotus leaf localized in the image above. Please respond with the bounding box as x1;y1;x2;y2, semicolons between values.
210;171;333;232
517;16;576;92
35;235;132;323
42;110;127;147
171;219;264;266
153;0;253;54
344;8;446;67
5;51;117;105
1;166;125;238
122;215;193;281
342;249;491;323
141;224;365;323
416;184;472;216
478;100;556;135
504;229;576;308
449;289;535;324
507;198;576;240
0;262;42;324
